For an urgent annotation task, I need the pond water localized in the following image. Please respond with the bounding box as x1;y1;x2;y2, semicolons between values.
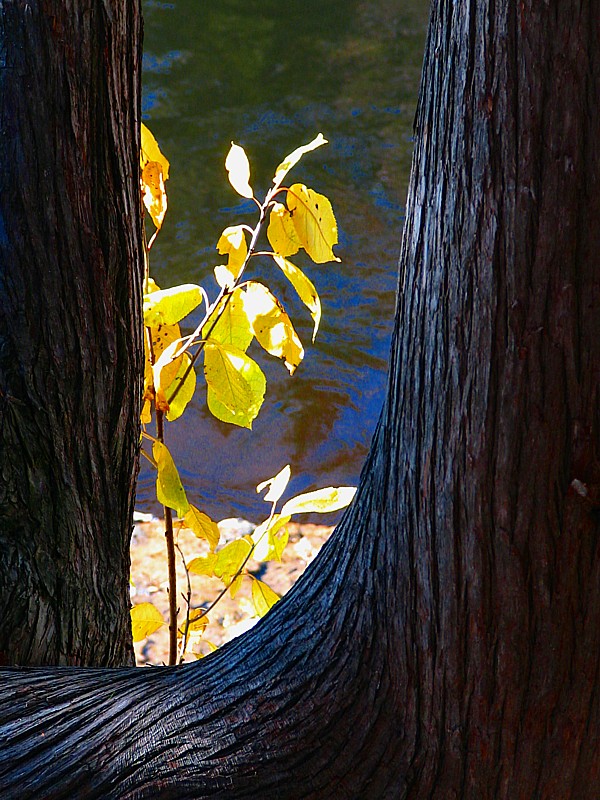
138;0;429;522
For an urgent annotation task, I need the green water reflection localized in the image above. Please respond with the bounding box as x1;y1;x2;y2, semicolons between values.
139;0;429;521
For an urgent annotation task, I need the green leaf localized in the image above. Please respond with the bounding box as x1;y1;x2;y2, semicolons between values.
287;183;340;264
153;440;190;517
165;353;196;421
187;553;217;577
204;342;266;429
214;538;253;584
271;255;322;342
272;133;328;190
225;142;254;199
256;464;291;505
244;282;304;374
280;486;356;517
143;284;204;327
184;505;220;551
130;602;164;642
251;579;280;617
267;201;301;258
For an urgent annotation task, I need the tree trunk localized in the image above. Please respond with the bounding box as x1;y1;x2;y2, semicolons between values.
0;0;144;666
0;0;599;797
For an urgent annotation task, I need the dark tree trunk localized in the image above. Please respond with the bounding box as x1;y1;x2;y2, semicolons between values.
0;1;144;666
1;0;599;797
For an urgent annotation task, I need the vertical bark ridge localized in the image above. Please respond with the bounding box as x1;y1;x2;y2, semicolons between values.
0;1;144;666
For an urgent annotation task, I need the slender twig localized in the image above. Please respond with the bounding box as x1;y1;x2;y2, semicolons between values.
155;407;179;666
175;539;193;663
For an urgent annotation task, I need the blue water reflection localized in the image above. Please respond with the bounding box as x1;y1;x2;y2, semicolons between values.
138;0;429;521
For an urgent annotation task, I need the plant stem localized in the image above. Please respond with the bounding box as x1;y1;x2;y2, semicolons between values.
156;408;178;666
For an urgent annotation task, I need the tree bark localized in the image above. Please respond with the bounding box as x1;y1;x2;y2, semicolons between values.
0;0;144;666
0;0;599;797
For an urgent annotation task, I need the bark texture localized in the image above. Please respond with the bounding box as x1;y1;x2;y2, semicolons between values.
0;0;144;666
0;0;599;797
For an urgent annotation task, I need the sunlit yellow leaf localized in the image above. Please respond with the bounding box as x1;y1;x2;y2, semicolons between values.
204;289;254;353
179;608;208;636
271;255;322;342
256;464;291;504
280;486;356;517
229;574;244;598
252;514;291;563
165;354;196;421
204;342;266;429
225;142;254;199
184;505;220;551
141;123;170;179
214;538;252;584
130;602;164;642
287;183;340;264
143;284;204;328
153;440;190;517
187;552;217;577
272;133;328;190
216;225;248;286
244;282;304;374
267;201;301;258
145;322;183;397
251;579;280;617
141;161;168;230
141;398;152;424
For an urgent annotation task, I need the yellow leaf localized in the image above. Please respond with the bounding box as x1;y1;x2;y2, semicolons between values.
272;133;328;190
225;142;253;199
165;354;196;421
287;183;340;264
141;161;168;230
145;322;182;397
204;289;254;353
188;553;217;577
280;486;357;517
153;440;190;517
229;574;244;598
271;255;321;342
216;225;248;285
256;464;291;504
130;602;164;642
141;123;170;179
141;398;152;424
179;608;208;636
214;538;252;584
267;201;301;258
251;514;291;563
184;505;220;551
143;284;204;327
244;282;304;374
204;342;266;428
251;579;280;617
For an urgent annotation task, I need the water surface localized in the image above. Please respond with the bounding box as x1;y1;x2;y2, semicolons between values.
138;0;429;522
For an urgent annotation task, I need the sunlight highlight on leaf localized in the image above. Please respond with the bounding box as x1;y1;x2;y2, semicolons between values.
225;142;254;199
184;506;220;551
244;282;304;374
280;486;356;517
